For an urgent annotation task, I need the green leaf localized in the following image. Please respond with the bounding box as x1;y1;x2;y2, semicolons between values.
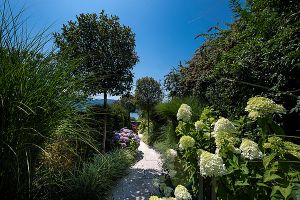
257;182;269;187
263;153;276;169
241;164;249;174
278;186;292;200
255;173;263;179
235;180;250;186
264;173;282;182
271;186;280;197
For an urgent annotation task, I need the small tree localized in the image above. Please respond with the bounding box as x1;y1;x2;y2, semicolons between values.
119;93;136;125
135;77;162;135
54;11;139;151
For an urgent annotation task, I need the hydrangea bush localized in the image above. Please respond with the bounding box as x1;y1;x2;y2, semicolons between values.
112;128;140;150
155;96;300;200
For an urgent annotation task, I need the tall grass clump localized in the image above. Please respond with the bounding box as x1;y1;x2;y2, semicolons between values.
0;1;85;199
64;149;136;200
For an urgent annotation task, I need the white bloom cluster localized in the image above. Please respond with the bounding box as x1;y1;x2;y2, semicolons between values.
177;104;192;122
179;136;195;150
195;120;205;131
199;151;227;177
166;149;177;160
149;196;176;200
212;117;236;137
174;185;192;200
245;96;286;120
149;196;160;200
240;139;263;160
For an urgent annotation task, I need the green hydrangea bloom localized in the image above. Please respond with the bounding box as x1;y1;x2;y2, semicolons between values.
245;96;286;120
149;196;160;200
213;117;236;137
195;120;205;131
177;104;192;122
199;150;227;177
179;136;195;149
240;139;263;160
174;185;192;200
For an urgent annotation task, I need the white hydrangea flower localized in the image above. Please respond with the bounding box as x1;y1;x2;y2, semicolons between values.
177;104;192;122
195;120;205;131
174;185;192;200
240;138;263;160
149;196;160;200
245;96;286;120
166;149;177;160
213;117;236;137
199;151;227;177
179;136;195;149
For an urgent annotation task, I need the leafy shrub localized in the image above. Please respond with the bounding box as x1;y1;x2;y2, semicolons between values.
166;97;300;199
164;0;300;134
65;149;136;200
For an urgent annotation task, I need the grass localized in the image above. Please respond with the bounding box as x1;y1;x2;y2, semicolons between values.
64;149;136;200
0;1;87;198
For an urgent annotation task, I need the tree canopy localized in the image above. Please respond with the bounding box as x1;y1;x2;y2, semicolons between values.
135;77;163;112
54;11;139;96
164;0;300;132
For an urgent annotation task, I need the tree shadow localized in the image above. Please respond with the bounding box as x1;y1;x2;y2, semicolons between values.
135;150;144;163
112;168;161;200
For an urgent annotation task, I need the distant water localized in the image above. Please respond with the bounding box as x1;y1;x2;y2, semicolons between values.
130;112;139;120
75;98;117;111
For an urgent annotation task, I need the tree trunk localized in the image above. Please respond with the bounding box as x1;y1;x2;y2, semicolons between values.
102;91;108;152
147;109;150;136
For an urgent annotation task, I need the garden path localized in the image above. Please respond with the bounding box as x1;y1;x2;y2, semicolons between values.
111;139;163;200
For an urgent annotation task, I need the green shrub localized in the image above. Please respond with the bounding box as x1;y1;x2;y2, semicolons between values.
171;98;300;199
164;0;300;134
0;2;85;198
65;149;136;200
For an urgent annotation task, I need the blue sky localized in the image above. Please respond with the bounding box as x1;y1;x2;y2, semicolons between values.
10;0;234;99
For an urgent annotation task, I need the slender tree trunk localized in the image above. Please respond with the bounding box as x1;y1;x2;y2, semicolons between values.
103;91;107;152
147;109;150;136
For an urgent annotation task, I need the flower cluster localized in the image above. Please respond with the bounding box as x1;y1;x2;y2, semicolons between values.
177;104;192;122
112;128;140;149
199;150;227;177
179;136;195;150
174;185;192;200
245;96;286;120
213;117;236;137
149;196;175;200
166;149;178;160
149;196;160;200
195;120;205;131
240;139;263;160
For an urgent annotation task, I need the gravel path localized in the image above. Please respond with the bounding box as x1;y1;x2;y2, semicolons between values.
111;140;163;200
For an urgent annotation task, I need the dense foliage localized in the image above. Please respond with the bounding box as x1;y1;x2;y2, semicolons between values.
54;11;139;96
0;2;139;199
153;97;300;200
164;0;300;133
